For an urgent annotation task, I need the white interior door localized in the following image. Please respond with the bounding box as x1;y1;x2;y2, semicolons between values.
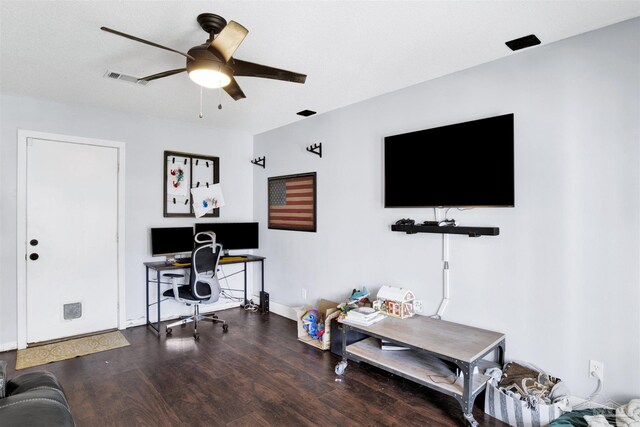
26;137;119;344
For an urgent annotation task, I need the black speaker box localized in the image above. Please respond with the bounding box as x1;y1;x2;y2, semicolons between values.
259;291;269;313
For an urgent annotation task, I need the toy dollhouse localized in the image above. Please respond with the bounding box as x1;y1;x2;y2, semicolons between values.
374;286;415;319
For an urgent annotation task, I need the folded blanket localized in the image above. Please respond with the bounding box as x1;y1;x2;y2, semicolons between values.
550;409;616;426
583;414;612;426
617;399;640;427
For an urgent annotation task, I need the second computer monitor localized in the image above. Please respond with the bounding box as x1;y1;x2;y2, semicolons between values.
195;222;259;253
150;227;194;257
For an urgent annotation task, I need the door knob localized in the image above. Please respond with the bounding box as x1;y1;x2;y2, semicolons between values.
30;239;38;246
29;253;39;261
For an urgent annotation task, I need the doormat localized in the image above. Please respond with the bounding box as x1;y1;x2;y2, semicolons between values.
15;331;130;370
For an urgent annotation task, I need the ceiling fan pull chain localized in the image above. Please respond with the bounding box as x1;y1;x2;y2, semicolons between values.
199;86;204;118
218;86;223;110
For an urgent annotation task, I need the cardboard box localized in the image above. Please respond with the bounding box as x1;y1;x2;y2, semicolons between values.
295;299;340;350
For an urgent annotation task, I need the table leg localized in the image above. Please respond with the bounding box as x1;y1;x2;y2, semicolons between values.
459;361;478;427
497;340;506;366
334;323;349;375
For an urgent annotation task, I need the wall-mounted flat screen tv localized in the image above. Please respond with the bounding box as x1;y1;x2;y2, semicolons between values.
384;113;514;208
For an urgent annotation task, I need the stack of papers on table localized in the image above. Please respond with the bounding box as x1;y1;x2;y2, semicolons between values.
343;307;386;326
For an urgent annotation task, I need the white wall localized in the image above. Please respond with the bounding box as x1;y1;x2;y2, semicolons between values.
253;18;640;401
1;94;254;348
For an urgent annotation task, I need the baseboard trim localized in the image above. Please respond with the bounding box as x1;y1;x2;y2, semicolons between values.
125;301;243;328
0;341;18;352
251;295;296;320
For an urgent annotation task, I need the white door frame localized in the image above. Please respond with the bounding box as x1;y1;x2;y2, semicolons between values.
16;129;126;349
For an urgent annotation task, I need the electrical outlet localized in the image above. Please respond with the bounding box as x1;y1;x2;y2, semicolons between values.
589;360;604;380
301;288;307;301
414;300;423;313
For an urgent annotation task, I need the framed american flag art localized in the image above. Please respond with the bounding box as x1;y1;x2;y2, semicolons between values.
268;172;317;232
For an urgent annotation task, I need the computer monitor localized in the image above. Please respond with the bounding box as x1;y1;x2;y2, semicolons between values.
150;227;194;257
195;222;259;255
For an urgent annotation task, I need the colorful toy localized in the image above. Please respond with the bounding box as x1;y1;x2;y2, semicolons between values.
338;287;372;312
302;309;325;340
349;286;370;302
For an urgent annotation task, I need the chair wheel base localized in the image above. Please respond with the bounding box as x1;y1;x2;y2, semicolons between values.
223;324;229;333
194;333;200;340
166;328;172;335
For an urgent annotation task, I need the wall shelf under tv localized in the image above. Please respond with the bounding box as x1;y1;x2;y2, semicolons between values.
391;224;499;237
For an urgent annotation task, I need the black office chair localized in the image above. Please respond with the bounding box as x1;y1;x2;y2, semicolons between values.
163;232;228;340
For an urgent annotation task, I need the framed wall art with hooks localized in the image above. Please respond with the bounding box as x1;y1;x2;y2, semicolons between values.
164;150;220;217
268;172;316;232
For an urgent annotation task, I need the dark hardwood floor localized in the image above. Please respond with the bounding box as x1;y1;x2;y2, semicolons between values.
1;309;508;426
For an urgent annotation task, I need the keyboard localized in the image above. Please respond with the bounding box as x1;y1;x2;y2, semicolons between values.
173;258;192;265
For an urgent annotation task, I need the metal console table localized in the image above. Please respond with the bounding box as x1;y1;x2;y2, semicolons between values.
144;255;265;335
335;315;505;426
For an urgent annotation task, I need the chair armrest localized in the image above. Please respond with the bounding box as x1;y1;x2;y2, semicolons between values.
0;389;73;426
6;371;65;397
163;273;186;301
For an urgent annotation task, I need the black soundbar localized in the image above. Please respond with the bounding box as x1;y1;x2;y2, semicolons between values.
391;224;499;237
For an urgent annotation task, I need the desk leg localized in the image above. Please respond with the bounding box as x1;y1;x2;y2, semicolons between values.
261;259;264;294
145;266;150;328
243;263;248;306
156;269;161;335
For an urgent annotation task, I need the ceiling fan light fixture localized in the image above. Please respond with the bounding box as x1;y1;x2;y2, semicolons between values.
188;68;231;88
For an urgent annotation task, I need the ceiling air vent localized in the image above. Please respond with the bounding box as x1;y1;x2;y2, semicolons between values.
505;34;541;51
103;69;149;86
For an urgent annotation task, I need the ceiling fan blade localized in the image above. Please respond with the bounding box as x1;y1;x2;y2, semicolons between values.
138;68;187;82
209;21;249;62
231;59;306;84
223;77;246;100
101;27;194;61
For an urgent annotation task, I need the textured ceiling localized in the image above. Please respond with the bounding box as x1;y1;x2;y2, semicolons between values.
1;1;638;135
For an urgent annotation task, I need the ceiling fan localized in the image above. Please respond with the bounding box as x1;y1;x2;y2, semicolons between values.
101;13;307;100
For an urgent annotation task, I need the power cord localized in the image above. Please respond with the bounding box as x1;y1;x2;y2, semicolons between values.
243;299;260;312
586;370;603;401
218;266;245;303
218;266;261;312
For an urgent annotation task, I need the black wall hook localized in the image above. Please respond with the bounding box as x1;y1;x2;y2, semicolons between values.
306;143;322;158
251;157;266;168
